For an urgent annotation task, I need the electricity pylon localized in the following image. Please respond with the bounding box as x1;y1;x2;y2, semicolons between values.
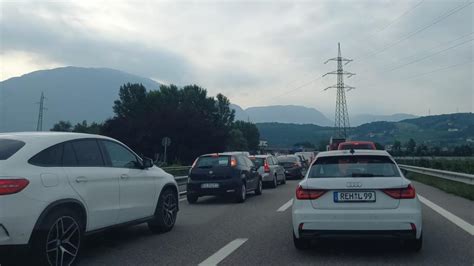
36;92;46;131
323;43;355;139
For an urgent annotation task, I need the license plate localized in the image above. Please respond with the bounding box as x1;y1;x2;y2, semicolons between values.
201;183;219;189
334;191;376;202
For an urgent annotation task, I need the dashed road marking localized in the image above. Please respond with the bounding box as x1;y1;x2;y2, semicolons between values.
277;199;293;212
198;238;248;266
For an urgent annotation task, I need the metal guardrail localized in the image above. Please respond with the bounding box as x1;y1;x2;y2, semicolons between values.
399;164;474;185
175;175;188;195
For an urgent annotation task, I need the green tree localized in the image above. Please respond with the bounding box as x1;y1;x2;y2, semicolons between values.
50;121;72;132
233;120;260;151
406;138;416;154
227;129;248;150
73;120;102;134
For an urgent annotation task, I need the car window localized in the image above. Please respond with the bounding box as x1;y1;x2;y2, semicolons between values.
102;140;140;168
71;139;105;167
250;157;265;168
245;157;255;168
196;155;230;168
62;142;77;167
0;139;26;160
28;143;63;167
277;156;297;163
309;155;400;178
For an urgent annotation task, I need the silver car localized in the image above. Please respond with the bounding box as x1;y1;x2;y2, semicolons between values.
250;155;286;188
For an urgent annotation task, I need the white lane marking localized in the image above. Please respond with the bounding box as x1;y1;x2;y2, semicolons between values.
179;198;187;202
277;199;293;212
198;238;248;266
418;195;474;236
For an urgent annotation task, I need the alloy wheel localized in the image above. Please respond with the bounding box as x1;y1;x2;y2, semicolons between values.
162;193;177;227
46;216;80;266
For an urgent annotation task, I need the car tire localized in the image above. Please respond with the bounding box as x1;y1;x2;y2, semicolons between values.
270;175;277;188
405;233;422;252
148;188;178;234
255;178;263;195
187;194;198;204
236;183;246;203
293;232;310;250
31;208;84;266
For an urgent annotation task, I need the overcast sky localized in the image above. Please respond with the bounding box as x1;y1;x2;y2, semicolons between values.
1;0;472;116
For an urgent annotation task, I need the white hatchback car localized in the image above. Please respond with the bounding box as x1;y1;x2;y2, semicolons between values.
0;132;179;265
292;149;422;251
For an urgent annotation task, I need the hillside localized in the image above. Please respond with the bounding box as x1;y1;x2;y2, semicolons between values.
257;113;474;148
0;66;161;132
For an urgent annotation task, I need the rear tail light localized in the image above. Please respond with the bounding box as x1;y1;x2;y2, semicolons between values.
0;178;29;195
382;184;416;199
264;160;270;173
230;156;237;167
295;185;326;200
410;223;417;234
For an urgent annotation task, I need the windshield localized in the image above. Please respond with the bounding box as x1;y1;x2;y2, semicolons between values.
309;155;400;178
195;156;230;168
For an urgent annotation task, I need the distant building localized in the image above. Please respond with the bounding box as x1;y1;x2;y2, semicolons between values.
448;128;459;132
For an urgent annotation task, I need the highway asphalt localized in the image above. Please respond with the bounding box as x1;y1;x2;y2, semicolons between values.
1;179;472;265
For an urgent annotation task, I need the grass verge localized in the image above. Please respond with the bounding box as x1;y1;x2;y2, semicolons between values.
406;172;474;201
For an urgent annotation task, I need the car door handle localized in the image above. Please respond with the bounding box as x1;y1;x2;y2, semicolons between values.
120;174;130;180
75;176;88;183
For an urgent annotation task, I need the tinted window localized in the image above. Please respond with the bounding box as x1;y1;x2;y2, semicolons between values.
29;143;63;167
309;155;400;178
196;155;230;168
277;156;297;163
62;142;77;167
245;157;254;168
72;139;105;167
340;144;374;150
102;141;139;168
0;139;25;160
250;157;265;168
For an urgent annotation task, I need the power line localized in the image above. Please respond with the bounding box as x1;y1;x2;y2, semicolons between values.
372;1;473;56
358;31;474;76
372;0;426;35
385;38;473;72
403;59;473;81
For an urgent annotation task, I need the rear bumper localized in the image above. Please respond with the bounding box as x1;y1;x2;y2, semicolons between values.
284;168;302;178
187;179;241;196
292;199;422;239
299;229;416;240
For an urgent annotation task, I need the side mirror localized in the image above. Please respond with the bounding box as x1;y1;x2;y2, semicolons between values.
142;157;154;169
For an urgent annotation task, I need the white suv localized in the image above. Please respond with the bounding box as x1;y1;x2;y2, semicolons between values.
292;149;422;251
0;132;179;265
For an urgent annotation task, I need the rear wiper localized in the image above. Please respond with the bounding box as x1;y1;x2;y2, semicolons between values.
351;173;374;177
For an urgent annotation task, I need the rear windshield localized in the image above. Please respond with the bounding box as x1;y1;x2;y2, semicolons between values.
250;157;265;168
0;139;26;160
309;155;400;178
277;156;297;163
339;144;373;150
196;155;230;168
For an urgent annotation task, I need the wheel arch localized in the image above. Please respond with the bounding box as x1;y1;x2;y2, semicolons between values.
29;198;87;244
158;183;179;211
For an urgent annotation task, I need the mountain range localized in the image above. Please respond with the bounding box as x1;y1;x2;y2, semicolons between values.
257;113;474;148
1;66;416;132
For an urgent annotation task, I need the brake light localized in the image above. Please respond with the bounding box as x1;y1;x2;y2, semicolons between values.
230;156;237;167
0;179;29;195
264;160;270;173
295;185;326;200
382;184;416;199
